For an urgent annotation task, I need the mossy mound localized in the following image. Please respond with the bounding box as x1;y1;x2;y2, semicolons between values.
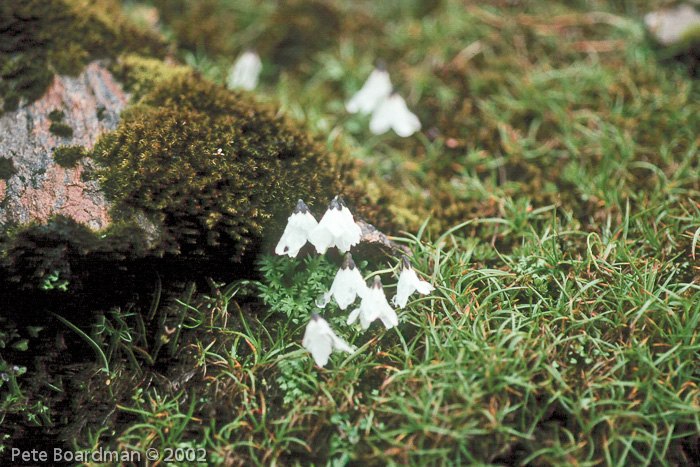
89;73;355;260
0;0;167;112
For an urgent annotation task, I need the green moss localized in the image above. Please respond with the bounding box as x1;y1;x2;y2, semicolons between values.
0;157;17;180
109;53;192;102
2;94;19;112
49;122;74;138
53;145;86;168
47;109;66;123
90;73;355;260
0;0;167;112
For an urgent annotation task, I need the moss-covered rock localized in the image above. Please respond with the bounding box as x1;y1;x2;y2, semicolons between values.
0;0;360;295
0;0;167;112
89;72;355;260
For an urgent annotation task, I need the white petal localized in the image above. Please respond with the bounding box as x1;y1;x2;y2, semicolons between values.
275;211;318;257
392;267;434;308
329;266;367;310
415;280;435;295
377;305;399;329
302;320;332;367
370;94;421;137
227;51;262;91
315;292;332;308
366;286;399;329
348;299;376;329
302;315;353;367
308;209;342;253
369;96;396;135
393;269;415;308
330;333;355;354
392;270;413;308
337;207;362;252
391;102;421;137
349;283;397;330
346;68;393;115
304;331;333;367
308;203;361;254
307;226;333;254
358;299;379;329
347;307;361;326
322;209;348;238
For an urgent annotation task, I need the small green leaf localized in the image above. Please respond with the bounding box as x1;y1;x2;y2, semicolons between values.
13;339;29;351
27;326;44;338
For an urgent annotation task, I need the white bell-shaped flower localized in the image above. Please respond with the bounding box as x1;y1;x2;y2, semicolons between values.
227;50;262;91
369;91;421;137
345;64;393;115
308;196;362;254
392;256;435;308
302;312;354;367
275;199;318;257
324;254;368;310
347;276;398;330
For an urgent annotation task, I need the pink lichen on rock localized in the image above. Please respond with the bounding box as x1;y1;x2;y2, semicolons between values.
0;61;130;230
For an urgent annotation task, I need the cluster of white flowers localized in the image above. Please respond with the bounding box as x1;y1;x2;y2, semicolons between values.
225;53;420;139
275;197;434;367
275;197;361;257
345;63;421;137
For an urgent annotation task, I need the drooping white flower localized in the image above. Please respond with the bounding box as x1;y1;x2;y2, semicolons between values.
345;64;393;115
392;256;435;308
322;253;368;310
308;196;362;254
369;91;421;137
227;50;262;91
302;312;354;367
275;199;318;257
347;276;398;330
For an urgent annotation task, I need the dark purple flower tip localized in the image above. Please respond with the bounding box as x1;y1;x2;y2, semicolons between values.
329;197;342;210
375;59;387;71
371;276;383;289
311;311;321;321
402;256;412;270
294;199;310;214
342;253;356;270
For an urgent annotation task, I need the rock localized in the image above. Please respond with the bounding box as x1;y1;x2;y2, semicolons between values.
345;219;410;269
644;4;700;46
358;220;409;257
0;61;128;230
